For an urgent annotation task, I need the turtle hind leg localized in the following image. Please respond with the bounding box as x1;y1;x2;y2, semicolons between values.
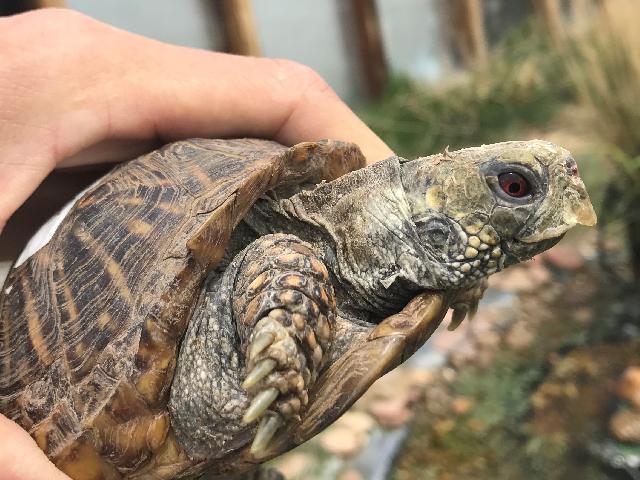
232;235;336;457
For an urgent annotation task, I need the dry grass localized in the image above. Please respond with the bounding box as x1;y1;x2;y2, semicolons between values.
565;0;640;158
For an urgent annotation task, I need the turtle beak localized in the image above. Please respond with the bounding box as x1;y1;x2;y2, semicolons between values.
518;183;597;243
565;197;597;227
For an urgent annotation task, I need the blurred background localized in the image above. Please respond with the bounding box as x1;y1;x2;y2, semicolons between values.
2;1;640;479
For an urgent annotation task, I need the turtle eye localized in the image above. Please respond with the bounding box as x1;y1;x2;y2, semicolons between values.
498;172;530;198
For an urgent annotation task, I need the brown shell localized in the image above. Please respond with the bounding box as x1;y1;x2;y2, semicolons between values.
0;138;365;479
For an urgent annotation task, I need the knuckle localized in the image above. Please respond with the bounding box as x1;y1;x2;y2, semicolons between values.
12;7;95;32
269;58;337;99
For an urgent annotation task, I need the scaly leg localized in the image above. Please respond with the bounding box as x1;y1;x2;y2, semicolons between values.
232;235;336;457
448;277;489;330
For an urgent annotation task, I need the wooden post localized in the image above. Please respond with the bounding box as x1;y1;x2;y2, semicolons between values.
35;0;66;7
350;0;389;98
450;0;488;68
219;0;261;57
532;0;564;43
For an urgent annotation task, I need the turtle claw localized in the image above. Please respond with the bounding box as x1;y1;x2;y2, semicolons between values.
248;332;275;361
250;414;283;458
468;301;479;321
242;359;277;390
448;304;468;331
242;387;279;424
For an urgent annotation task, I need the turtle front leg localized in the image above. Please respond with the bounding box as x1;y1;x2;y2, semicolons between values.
232;235;336;457
447;277;489;330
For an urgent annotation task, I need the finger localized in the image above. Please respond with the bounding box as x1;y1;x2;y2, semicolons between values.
0;9;392;230
0;414;71;480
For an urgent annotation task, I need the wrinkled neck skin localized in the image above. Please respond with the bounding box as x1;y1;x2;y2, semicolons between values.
244;157;448;322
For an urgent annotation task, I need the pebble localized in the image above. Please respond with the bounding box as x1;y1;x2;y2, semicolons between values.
369;398;413;429
433;418;455;438
319;425;366;457
335;411;376;435
609;409;640;442
339;469;364;480
452;396;474;415
617;367;640;409
275;452;314;478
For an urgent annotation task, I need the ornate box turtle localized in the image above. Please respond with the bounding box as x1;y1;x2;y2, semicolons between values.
0;138;596;479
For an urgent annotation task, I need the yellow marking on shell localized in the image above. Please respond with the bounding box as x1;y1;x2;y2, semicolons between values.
97;312;112;329
33;426;49;452
189;164;217;188
248;271;269;293
120;196;144;206
134;430;189;478
309;257;329;280
317;314;331;342
425;186;445;210
156;202;184;214
62;283;78;321
278;253;300;265
292;313;306;331
56;437;121;480
75;228;133;303
134;319;177;405
21;276;54;366
129;219;153;235
74;342;87;356
146;414;170;451
282;274;305;289
105;257;133;303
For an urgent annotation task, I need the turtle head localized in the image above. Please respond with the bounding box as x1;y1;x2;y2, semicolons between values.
402;140;596;286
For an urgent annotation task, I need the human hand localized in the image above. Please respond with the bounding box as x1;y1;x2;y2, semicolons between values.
0;8;392;235
0;8;392;479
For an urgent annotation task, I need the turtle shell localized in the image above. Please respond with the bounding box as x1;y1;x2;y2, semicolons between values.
0;138;365;479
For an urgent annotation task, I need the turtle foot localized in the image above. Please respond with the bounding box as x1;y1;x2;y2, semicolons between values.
241;314;317;457
448;277;489;330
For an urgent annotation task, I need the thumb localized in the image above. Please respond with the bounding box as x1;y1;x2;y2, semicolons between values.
0;414;71;480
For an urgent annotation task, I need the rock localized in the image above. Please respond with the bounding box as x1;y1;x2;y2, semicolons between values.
491;266;537;292
339;469;364;480
275;452;314;478
610;409;640;442
319;425;365;457
542;246;585;271
369;398;413;429
452;396;474;415
406;368;437;387
505;322;535;349
617;367;640;409
335;411;375;436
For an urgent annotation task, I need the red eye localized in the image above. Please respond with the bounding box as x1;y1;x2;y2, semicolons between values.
498;172;530;198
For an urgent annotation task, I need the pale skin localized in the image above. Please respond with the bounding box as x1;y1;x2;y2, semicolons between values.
0;8;392;480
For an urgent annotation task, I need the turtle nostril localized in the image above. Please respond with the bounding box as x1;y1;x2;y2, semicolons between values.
565;157;579;177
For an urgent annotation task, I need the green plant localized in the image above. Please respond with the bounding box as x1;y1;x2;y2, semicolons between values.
361;20;572;159
563;0;640;280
